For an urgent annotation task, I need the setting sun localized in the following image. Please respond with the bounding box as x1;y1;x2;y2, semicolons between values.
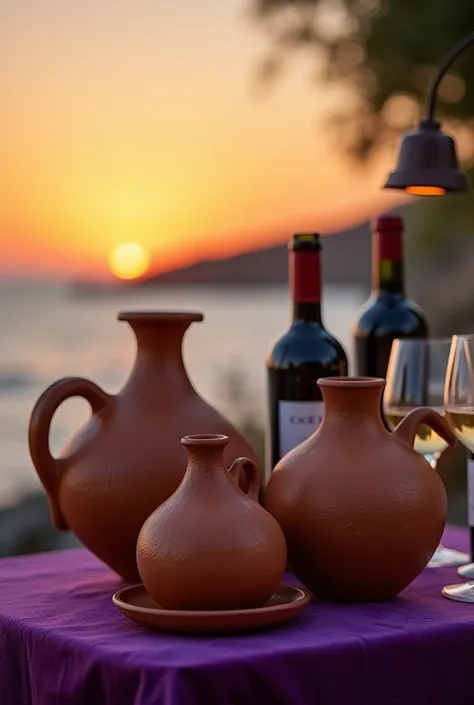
108;242;151;280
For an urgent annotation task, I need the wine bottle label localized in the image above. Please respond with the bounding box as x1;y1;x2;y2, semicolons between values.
278;400;324;458
468;457;474;527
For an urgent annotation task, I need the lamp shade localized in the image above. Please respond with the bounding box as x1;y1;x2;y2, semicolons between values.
384;119;469;195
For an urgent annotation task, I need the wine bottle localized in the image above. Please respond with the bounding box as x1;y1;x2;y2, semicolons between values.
352;213;428;379
265;232;348;478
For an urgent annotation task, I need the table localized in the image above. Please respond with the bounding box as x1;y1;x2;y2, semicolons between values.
1;527;474;705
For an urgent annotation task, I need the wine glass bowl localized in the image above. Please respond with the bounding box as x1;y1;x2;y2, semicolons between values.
443;334;474;599
385;338;451;463
444;334;474;452
384;407;449;459
384;338;469;569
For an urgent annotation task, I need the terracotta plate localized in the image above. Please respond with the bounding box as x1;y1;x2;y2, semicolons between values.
112;583;311;635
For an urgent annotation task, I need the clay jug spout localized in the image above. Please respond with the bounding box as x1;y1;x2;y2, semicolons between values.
392;406;456;449
317;376;387;429
118;311;204;397
118;311;203;347
180;434;261;501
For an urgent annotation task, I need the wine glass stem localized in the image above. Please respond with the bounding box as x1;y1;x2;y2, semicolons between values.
424;452;443;553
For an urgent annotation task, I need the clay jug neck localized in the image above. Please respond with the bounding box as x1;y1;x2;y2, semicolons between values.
118;312;203;398
318;377;387;432
181;434;229;480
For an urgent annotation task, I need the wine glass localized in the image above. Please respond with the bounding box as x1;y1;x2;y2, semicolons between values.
384;338;469;568
442;334;474;602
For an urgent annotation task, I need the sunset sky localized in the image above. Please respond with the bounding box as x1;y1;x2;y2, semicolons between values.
0;0;400;279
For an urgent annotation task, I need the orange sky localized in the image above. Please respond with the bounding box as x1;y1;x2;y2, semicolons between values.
0;0;402;279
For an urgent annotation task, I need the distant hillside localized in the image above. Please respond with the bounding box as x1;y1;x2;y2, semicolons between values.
133;220;372;290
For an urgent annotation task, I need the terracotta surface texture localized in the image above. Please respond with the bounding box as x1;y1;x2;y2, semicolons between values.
28;312;258;582
264;377;456;602
137;433;287;611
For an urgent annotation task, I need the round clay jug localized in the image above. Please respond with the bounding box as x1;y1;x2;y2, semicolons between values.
28;312;258;583
264;377;456;602
137;434;287;611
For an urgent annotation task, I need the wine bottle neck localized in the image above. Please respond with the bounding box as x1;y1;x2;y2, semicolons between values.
290;249;323;323
293;302;322;322
373;228;404;295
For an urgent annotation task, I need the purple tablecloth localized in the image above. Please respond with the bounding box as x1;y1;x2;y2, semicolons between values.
1;527;474;705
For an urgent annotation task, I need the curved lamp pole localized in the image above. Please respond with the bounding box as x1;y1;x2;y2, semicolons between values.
384;31;474;195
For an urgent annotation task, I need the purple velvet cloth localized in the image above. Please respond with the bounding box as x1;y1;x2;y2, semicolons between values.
1;527;474;705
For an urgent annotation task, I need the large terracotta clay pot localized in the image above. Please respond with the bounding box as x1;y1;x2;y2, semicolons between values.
137;434;287;611
264;377;456;602
28;312;258;582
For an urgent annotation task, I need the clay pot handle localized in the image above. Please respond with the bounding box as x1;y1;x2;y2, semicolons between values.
392;406;456;449
227;457;261;502
28;377;111;529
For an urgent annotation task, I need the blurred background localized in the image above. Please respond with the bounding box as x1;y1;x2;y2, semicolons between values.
1;0;474;556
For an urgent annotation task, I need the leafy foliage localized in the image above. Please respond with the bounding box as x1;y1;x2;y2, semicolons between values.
251;0;474;245
252;0;474;158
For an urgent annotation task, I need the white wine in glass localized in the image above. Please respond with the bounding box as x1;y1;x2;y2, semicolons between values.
384;338;469;569
443;334;474;602
384;407;449;457
445;407;474;452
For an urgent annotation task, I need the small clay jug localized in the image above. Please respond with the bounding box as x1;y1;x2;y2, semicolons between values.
137;434;287;611
28;312;258;582
264;377;456;603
